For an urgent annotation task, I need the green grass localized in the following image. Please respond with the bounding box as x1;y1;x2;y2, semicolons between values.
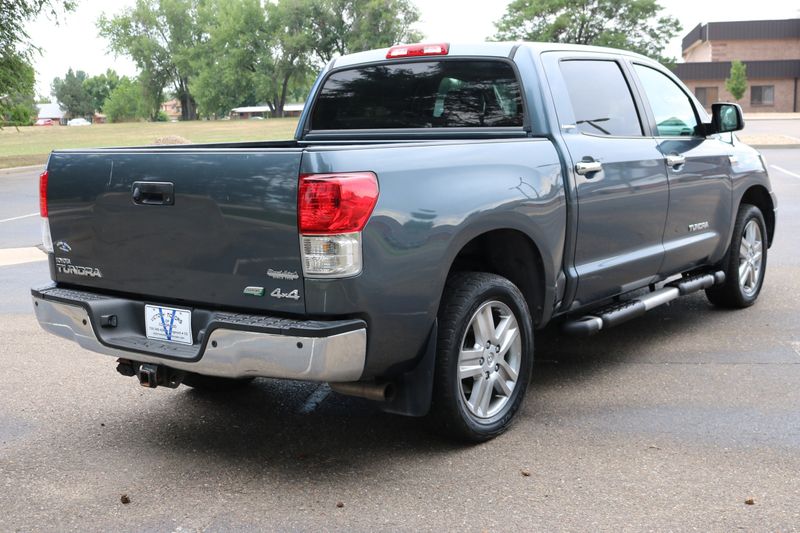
0;118;300;169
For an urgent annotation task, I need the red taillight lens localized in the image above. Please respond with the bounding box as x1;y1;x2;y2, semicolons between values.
39;170;48;218
386;43;449;59
299;172;379;234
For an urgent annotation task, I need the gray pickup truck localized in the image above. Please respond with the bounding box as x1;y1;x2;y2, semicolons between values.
33;42;776;441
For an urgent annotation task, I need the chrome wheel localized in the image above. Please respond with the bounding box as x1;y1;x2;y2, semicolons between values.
458;300;522;419
738;219;763;296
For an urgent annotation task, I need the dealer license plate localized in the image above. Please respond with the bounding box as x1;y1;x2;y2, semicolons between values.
144;304;193;345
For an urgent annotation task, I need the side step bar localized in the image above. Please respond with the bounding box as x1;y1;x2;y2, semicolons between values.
562;271;725;337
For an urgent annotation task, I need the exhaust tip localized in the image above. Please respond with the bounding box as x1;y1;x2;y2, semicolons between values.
330;381;395;402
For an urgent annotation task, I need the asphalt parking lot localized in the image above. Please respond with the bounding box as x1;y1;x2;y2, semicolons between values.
1;140;800;531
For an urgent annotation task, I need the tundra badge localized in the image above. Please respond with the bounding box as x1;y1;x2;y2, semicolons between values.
688;221;709;232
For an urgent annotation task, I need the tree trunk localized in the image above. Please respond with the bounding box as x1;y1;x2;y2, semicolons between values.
275;73;290;118
178;78;197;121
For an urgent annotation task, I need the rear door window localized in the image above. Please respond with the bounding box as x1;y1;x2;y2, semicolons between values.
310;60;524;130
559;60;643;137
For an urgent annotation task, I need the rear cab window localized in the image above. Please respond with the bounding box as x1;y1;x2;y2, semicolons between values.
309;60;524;131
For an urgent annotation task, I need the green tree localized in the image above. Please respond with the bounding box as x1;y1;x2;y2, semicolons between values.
0;1;75;124
104;77;148;122
98;0;203;120
725;60;747;102
190;0;262;118
2;81;37;126
52;68;95;118
83;69;121;112
308;0;423;63
493;0;681;62
190;0;421;118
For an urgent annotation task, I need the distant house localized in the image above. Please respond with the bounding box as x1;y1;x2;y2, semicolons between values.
36;103;66;124
673;18;800;112
160;98;182;121
230;103;304;119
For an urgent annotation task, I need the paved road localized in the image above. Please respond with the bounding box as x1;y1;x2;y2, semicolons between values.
743;118;800;141
1;150;799;531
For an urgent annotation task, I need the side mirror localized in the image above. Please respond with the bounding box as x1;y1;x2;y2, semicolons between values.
709;102;744;134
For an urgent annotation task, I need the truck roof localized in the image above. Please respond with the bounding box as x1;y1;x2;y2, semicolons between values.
331;42;654;69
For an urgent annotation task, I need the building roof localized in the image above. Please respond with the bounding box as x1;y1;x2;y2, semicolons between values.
682;19;800;52
36;103;65;119
672;59;800;81
231;103;304;113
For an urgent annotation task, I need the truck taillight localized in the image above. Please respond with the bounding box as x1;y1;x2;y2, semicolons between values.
386;43;449;59
298;172;379;278
39;170;48;217
39;170;53;253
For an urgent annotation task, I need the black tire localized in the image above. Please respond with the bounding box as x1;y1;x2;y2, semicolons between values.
182;373;255;391
428;272;534;442
706;203;768;308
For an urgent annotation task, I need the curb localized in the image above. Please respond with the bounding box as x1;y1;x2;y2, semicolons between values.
750;144;800;150
0;164;45;176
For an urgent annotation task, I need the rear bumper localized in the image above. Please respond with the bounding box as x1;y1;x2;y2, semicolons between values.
32;285;366;382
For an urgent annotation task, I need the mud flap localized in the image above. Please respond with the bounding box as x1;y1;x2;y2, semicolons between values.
380;320;437;417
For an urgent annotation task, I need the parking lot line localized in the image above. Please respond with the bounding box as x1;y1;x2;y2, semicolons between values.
0;212;38;224
771;165;800;180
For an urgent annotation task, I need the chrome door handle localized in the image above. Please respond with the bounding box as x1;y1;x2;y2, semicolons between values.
666;154;686;167
575;161;602;175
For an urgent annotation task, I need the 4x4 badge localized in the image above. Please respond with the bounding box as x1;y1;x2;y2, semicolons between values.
270;288;300;301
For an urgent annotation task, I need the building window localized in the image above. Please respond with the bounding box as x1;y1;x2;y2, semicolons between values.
751;85;774;106
695;87;718;108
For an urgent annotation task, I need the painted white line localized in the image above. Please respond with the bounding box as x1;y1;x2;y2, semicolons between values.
0;247;46;267
0;212;38;223
297;383;331;414
771;165;800;180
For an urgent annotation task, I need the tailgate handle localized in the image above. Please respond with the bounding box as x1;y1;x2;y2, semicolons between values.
132;181;174;206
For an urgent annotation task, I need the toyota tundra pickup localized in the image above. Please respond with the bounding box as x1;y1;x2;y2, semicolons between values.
32;42;777;441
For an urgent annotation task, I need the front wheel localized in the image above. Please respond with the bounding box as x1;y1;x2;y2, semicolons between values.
706;203;768;308
428;272;533;442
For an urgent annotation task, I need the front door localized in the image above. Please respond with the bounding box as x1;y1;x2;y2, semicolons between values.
629;63;733;276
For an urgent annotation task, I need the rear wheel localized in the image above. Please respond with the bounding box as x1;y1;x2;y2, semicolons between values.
181;373;255;391
428;272;533;442
706;203;768;308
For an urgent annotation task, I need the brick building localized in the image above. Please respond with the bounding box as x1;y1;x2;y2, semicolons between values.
672;19;800;113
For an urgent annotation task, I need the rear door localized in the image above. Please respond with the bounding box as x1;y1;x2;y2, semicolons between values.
542;53;670;306
46;148;306;314
628;62;733;275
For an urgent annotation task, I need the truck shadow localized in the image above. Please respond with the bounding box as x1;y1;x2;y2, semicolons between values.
100;292;743;474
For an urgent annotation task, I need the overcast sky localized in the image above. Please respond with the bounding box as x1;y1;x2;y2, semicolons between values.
27;0;800;97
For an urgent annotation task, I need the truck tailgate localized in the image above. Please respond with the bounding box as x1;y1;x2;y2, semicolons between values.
46;148;305;314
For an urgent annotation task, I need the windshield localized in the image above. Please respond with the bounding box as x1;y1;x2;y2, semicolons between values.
310;60;524;130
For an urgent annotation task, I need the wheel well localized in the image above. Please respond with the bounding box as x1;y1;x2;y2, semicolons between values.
448;229;546;326
741;185;775;246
